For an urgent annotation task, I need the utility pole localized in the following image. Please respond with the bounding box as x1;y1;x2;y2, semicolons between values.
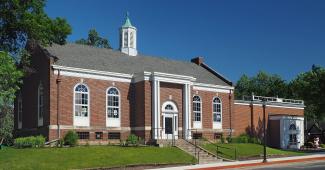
262;98;267;163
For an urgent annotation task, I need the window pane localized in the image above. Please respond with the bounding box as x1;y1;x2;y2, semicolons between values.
216;113;221;122
217;104;221;112
75;105;82;116
81;106;88;117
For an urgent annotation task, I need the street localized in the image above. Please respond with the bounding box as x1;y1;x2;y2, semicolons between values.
239;160;325;170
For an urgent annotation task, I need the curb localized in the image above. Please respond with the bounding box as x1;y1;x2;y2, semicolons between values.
192;156;325;170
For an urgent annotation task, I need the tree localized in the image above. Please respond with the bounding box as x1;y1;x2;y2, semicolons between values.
0;111;14;145
75;29;112;49
289;65;325;120
0;51;23;145
235;71;289;99
0;0;72;56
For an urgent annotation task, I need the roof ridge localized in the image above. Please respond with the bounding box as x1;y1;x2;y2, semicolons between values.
61;42;194;65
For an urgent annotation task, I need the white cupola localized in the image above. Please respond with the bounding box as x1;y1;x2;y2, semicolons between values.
119;12;137;56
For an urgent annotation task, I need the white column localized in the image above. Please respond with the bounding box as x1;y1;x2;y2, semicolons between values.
152;78;160;140
188;83;192;139
152;79;157;139
157;80;161;139
183;83;191;139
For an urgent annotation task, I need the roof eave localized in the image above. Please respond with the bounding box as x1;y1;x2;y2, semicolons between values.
200;62;233;86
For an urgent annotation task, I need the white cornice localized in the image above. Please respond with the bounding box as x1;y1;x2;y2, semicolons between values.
193;82;234;90
52;65;132;78
192;82;234;93
153;72;196;82
52;65;132;82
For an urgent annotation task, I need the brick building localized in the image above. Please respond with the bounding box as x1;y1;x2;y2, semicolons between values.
15;15;305;149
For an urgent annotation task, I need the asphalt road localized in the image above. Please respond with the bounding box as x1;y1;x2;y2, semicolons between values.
240;160;325;170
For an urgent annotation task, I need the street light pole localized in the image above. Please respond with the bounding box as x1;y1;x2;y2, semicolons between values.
262;98;268;163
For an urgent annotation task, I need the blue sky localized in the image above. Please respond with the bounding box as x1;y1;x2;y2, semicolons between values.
45;0;325;82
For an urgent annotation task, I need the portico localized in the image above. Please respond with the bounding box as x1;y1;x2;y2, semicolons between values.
151;72;194;140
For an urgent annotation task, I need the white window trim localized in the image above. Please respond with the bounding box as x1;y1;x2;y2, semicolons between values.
37;83;44;127
193;95;202;129
212;97;222;129
18;94;22;129
73;83;90;127
162;101;178;113
106;87;121;127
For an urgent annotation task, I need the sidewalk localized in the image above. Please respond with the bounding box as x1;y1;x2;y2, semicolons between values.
150;153;325;170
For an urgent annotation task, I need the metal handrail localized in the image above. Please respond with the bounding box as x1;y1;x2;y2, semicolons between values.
206;139;237;160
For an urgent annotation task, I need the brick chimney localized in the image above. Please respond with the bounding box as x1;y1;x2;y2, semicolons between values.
191;56;204;65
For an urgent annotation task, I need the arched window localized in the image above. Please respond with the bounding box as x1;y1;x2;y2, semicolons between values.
38;83;44;126
165;104;174;111
213;97;222;122
107;87;120;118
193;96;201;122
289;124;296;130
289;124;297;144
74;84;89;117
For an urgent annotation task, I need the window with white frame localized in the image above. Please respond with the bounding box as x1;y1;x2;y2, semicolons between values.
74;84;89;117
289;123;297;144
38;83;44;126
213;97;222;122
107;87;120;118
18;94;22;128
193;96;201;122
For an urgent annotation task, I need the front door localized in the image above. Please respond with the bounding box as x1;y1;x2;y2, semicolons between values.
163;114;178;139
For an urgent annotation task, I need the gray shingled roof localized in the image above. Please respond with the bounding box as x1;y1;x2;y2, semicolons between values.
45;43;231;86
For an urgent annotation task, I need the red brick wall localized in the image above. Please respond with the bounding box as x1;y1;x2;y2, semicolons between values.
233;103;304;137
132;80;152;140
191;90;234;138
14;44;51;138
49;74;132;127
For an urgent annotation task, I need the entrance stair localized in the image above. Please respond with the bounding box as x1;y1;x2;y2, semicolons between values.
157;139;222;164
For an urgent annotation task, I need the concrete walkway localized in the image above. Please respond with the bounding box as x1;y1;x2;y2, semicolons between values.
149;153;325;170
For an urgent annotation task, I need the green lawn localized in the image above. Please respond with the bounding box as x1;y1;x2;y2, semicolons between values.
202;143;305;160
0;146;195;170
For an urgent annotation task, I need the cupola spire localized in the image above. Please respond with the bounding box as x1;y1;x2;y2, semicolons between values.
119;12;137;56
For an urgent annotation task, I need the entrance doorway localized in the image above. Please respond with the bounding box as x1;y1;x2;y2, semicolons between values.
162;101;178;139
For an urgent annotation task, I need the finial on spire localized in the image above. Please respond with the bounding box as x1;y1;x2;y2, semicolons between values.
122;11;133;28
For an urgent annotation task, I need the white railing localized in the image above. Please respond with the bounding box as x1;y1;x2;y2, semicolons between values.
243;95;304;105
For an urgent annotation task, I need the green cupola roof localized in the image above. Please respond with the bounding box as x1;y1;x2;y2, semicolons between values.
122;12;134;28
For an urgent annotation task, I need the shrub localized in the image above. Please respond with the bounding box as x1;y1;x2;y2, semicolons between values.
14;135;45;148
249;137;261;144
320;144;325;149
64;131;78;146
305;142;314;148
229;134;261;144
236;134;250;143
126;134;140;146
226;136;232;143
220;136;225;144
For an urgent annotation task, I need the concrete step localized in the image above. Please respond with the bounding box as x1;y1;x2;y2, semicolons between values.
175;139;222;164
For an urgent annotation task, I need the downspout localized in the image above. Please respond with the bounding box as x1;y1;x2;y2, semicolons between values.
56;69;61;139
